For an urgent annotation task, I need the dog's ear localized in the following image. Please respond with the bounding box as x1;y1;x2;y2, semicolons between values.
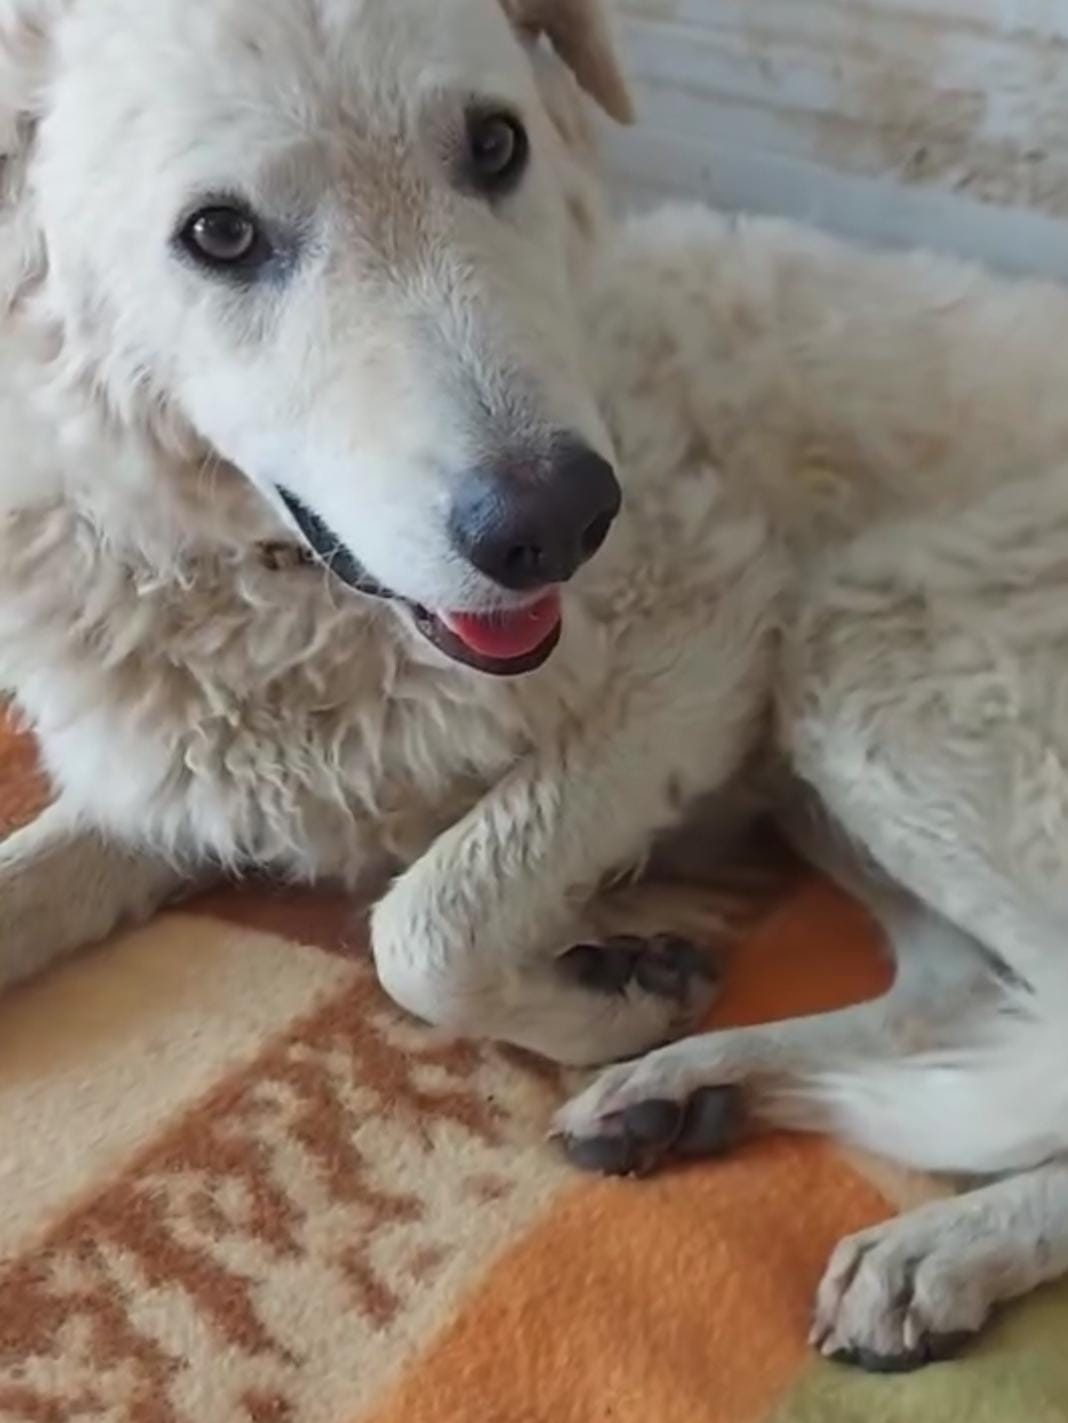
501;0;634;124
1;0;67;305
0;0;65;133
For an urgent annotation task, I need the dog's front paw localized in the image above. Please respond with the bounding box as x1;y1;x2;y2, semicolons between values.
552;1042;741;1176
811;1208;992;1372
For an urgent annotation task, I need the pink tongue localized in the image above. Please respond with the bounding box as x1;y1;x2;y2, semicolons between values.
440;591;561;660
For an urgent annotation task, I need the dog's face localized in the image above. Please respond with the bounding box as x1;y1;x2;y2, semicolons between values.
12;0;632;674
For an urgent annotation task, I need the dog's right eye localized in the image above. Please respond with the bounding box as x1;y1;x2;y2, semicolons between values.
178;204;271;273
463;110;529;198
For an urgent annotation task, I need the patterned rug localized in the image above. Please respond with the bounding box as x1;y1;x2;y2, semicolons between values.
2;713;1068;1423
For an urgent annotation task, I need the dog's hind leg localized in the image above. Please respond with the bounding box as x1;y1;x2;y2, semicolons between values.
0;797;189;988
769;475;1068;1171
783;471;1068;988
776;478;1068;1366
560;479;1068;1108
561;477;1068;1366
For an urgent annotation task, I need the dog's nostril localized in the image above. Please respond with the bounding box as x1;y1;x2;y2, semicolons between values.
581;512;613;560
504;543;545;580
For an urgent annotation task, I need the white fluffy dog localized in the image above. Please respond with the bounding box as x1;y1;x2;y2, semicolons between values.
5;0;1068;1372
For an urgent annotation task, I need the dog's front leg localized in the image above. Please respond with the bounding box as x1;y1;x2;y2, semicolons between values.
371;554;778;1066
0;798;190;988
371;735;726;1066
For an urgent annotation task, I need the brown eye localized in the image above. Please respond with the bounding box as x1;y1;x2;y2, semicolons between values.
465;111;528;196
180;204;266;270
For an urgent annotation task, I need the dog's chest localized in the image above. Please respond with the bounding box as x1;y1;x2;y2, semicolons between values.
149;587;544;869
2;520;602;874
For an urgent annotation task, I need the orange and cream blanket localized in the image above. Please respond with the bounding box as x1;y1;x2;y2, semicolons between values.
1;712;1065;1423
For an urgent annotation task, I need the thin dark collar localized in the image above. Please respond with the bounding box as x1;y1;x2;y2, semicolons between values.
257;540;316;572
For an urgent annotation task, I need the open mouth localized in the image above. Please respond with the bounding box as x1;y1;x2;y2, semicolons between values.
277;488;563;676
414;595;562;674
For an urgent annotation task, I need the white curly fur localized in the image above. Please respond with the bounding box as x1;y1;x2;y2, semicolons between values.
7;0;1068;1368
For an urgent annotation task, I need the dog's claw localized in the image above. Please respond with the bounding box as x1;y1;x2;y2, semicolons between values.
828;1329;973;1374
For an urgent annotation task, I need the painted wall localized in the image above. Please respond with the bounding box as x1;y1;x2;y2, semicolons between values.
605;0;1068;278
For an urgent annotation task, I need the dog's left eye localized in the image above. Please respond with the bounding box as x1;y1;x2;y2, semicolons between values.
465;111;528;196
178;204;271;273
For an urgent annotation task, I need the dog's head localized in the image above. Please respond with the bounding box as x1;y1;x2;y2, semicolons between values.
2;0;632;674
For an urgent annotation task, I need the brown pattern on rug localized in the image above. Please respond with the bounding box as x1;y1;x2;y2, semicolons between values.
0;952;569;1422
0;711;49;836
187;882;366;959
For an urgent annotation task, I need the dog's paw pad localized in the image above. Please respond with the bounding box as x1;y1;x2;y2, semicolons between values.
560;1085;739;1177
562;1127;644;1176
674;1085;740;1157
561;1096;682;1176
561;937;644;994
634;934;717;1002
560;933;718;1005
828;1330;973;1374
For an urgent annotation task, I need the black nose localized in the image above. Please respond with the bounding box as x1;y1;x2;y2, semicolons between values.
448;439;622;591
